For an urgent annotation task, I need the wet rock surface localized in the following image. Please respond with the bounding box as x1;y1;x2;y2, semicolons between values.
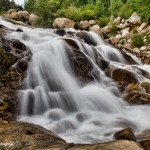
0;122;144;150
114;128;136;141
0;24;28;122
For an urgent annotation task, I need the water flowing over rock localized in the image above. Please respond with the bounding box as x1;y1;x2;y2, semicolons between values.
1;17;150;146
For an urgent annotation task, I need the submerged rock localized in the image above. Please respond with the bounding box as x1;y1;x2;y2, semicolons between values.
12;40;26;51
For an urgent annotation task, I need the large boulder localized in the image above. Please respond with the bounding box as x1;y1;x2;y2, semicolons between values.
112;68;138;84
114;128;136;141
127;12;141;25
29;14;40;26
53;18;75;28
0;122;66;150
12;40;26;51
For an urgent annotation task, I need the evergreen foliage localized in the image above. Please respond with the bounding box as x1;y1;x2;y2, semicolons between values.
22;0;150;26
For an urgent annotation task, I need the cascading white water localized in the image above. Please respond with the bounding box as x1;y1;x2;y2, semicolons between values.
1;17;150;144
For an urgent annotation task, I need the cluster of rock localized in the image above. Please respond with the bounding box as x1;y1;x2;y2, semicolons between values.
53;12;150;64
4;9;40;26
104;13;150;64
0;122;146;150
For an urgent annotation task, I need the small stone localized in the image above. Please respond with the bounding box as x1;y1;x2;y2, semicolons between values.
114;17;122;25
123;43;131;50
2;121;8;125
140;46;147;51
89;20;96;26
79;20;90;30
122;31;130;39
16;28;23;32
109;36;119;44
133;48;140;53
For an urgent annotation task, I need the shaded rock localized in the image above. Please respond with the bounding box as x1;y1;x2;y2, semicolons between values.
15;59;28;74
12;40;26;51
53;18;75;29
140;140;150;150
16;28;23;32
79;20;90;30
127;12;141;25
112;68;138;84
114;128;136;141
76;31;97;46
55;29;66;36
65;39;79;49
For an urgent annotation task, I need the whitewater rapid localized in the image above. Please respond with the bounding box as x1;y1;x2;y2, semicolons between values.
1;17;150;144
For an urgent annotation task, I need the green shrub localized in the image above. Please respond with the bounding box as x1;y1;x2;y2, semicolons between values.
56;6;81;22
146;34;150;44
131;33;144;48
108;0;124;17
109;23;118;35
99;16;110;27
118;4;133;19
80;4;98;20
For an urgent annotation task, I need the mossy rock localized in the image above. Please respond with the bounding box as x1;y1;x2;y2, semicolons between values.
140;82;150;93
126;83;139;92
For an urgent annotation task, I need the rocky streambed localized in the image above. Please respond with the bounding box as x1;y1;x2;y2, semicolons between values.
0;17;150;150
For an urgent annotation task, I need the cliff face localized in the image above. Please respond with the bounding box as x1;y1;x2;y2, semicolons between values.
0;25;26;123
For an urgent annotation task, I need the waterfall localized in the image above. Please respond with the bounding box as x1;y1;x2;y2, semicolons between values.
1;17;150;144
